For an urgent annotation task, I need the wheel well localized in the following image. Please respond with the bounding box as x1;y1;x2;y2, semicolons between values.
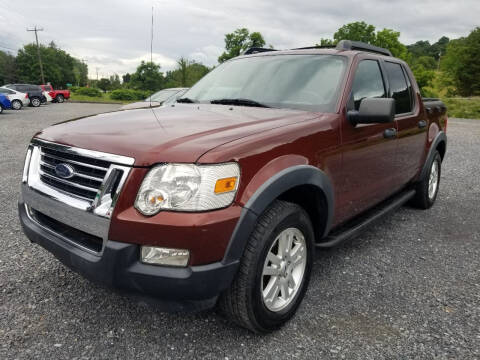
277;185;328;243
436;140;446;160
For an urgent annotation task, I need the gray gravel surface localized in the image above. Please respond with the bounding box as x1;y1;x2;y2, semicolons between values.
1;104;479;359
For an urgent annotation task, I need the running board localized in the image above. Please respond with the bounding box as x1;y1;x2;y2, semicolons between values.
316;189;416;248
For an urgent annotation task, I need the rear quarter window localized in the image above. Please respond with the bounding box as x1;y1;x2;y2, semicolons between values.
384;62;412;114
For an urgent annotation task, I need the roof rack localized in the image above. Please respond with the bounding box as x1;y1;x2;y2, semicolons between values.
243;47;277;55
335;40;392;56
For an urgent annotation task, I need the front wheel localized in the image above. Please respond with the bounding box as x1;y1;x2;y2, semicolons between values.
412;151;442;209
12;99;22;110
31;97;41;107
56;94;64;103
219;200;314;332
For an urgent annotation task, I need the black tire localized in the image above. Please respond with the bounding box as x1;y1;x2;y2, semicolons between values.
12;99;22;110
31;97;41;107
56;94;64;103
0;106;3;114
218;200;314;332
411;151;442;209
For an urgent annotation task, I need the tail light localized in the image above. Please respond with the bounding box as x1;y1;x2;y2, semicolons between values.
49;91;54;97
25;93;29;98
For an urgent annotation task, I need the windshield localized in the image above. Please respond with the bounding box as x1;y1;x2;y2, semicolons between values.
146;89;178;103
181;54;347;112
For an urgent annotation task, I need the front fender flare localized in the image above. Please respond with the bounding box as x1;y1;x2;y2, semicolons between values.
222;165;334;264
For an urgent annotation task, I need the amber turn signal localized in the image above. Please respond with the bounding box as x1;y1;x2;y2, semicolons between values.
214;177;237;194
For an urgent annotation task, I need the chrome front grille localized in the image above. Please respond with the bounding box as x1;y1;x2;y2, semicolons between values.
38;146;110;202
25;138;134;220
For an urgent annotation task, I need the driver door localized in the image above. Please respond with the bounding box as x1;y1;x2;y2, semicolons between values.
335;58;401;225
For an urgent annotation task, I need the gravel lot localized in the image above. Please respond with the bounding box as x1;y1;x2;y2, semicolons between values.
1;103;479;359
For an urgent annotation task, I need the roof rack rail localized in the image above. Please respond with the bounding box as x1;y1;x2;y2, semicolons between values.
243;47;277;55
336;40;392;56
291;45;336;50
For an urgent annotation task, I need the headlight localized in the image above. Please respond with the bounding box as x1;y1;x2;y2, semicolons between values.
135;163;240;215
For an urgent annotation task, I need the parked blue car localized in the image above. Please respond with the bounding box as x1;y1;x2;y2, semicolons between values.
0;93;11;114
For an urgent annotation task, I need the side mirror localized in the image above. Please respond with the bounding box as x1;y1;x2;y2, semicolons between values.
347;98;395;126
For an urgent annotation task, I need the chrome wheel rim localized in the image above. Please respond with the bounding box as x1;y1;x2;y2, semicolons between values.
12;101;21;110
261;227;307;312
428;159;439;200
32;99;40;107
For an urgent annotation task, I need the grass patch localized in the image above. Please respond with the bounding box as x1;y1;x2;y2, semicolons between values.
442;97;480;119
70;93;132;104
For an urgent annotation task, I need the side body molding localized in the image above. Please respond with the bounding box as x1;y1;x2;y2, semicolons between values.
419;131;447;180
222;165;334;264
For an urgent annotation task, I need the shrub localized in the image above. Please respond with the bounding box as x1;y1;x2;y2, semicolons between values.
75;87;102;97
109;89;151;101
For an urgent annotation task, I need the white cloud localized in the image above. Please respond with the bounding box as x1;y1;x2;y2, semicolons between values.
0;0;478;78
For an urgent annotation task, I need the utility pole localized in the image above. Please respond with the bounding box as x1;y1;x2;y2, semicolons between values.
96;67;100;81
27;26;45;84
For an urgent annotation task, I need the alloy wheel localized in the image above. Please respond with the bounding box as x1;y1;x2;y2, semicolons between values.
261;227;307;312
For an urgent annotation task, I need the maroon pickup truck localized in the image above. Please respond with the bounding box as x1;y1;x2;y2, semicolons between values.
19;40;447;332
40;84;70;103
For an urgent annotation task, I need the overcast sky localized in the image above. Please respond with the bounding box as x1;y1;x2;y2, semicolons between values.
0;0;478;78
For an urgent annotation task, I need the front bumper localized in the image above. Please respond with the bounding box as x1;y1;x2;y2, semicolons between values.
19;202;239;311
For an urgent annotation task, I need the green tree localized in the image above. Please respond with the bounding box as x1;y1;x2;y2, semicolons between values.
130;61;164;91
0;50;17;84
440;28;480;96
333;21;376;44
72;58;88;87
15;42;83;87
218;28;266;63
374;28;409;60
164;59;210;88
122;73;131;85
97;78;111;93
109;74;121;90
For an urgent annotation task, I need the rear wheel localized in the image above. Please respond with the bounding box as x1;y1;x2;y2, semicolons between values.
31;97;41;107
412;151;442;209
0;106;3;114
219;200;314;332
56;94;65;103
12;99;22;110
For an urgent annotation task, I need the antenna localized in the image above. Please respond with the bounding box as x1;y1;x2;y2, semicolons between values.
150;5;154;107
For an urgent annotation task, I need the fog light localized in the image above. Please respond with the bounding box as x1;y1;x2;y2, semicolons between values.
140;246;190;267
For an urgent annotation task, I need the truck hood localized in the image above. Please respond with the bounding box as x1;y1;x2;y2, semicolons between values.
35;104;318;166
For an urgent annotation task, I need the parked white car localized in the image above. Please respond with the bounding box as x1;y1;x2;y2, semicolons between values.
42;91;53;103
0;87;30;110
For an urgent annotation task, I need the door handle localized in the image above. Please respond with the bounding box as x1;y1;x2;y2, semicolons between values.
418;120;427;128
383;128;397;139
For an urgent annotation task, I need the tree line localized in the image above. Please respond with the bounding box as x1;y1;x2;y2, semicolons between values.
217;23;480;98
1;23;478;98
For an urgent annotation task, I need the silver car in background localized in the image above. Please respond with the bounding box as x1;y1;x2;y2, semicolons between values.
0;87;30;110
120;88;188;110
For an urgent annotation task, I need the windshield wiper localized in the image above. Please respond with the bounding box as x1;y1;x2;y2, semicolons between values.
210;98;270;108
177;97;197;103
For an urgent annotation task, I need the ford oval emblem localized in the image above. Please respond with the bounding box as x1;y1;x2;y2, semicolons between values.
54;163;75;179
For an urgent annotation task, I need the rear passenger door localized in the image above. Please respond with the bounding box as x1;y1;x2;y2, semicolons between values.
383;61;426;185
337;58;401;224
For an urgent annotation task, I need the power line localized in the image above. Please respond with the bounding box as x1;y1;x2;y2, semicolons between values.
0;44;17;52
27;26;45;84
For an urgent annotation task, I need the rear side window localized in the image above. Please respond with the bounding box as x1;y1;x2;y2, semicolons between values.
352;60;386;110
0;88;14;94
384;62;412;114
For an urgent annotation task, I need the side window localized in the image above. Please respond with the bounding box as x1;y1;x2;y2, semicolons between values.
352;60;386;110
18;85;27;92
384;62;412;114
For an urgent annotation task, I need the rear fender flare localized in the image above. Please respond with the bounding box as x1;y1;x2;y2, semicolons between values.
420;131;446;180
